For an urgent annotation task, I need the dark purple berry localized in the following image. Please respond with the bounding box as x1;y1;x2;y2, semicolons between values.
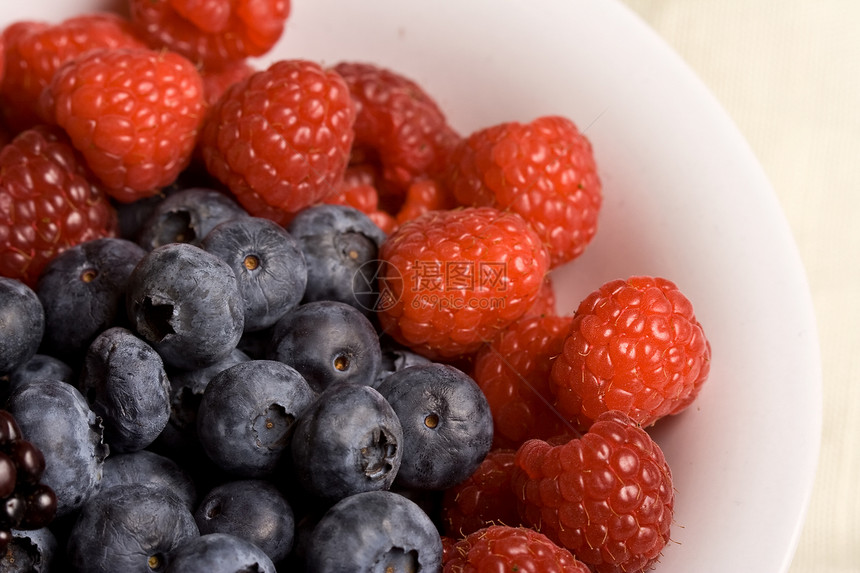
0;453;16;499
1;494;24;529
0;528;11;554
18;484;58;530
8;440;45;486
0;411;22;445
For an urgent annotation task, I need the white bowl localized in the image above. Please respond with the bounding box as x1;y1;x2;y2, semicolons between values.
2;1;822;571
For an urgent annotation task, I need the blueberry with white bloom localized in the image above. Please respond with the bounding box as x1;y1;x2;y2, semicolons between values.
202;216;307;332
126;242;245;370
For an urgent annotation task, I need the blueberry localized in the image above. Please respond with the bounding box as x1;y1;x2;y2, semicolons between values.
267;301;382;392
0;278;44;376
36;237;147;362
4;380;108;518
66;483;199;573
287;204;387;315
372;341;432;389
376;363;494;490
78;327;171;453
2;527;57;572
126;242;245;370
236;327;274;360
201;217;307;332
291;383;403;502
114;189;176;243
305;490;442;573
2;354;74;403
136;187;248;251
194;479;293;564
100;450;197;512
156;348;251;457
196;360;316;477
164;533;276;573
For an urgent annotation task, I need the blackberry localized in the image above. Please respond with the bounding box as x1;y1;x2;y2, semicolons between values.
0;410;57;554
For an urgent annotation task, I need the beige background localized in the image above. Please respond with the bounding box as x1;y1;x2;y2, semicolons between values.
617;1;859;571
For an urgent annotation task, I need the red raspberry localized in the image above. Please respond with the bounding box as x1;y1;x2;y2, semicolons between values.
550;276;711;430
128;0;290;70
368;210;398;235
199;59;356;226
324;182;380;216
0;30;5;85
377;206;549;360
395;178;456;225
334;62;461;196
0;14;145;132
522;275;557;319
511;411;675;573
443;525;591;573
200;59;256;108
447;115;602;268
0;126;118;287
472;314;574;449
43;47;205;203
441;449;521;537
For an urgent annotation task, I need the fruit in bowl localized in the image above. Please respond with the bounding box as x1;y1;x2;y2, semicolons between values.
0;1;821;572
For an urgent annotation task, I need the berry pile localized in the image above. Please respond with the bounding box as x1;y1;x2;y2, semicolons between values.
0;410;57;553
0;1;712;571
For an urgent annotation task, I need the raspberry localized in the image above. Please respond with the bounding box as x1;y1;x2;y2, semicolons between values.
395;178;456;225
377;206;550;360
472;314;574;449
550;276;711;430
200;59;256;109
0;126;118;287
128;0;290;70
334;62;461;195
43;47;205;203
447;115;602;268
199;59;356;226
0;14;146;131
441;449;521;537
511;411;675;572
523;275;557;319
443;525;591;573
368;211;398;235
324;181;380;216
322;180;397;234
